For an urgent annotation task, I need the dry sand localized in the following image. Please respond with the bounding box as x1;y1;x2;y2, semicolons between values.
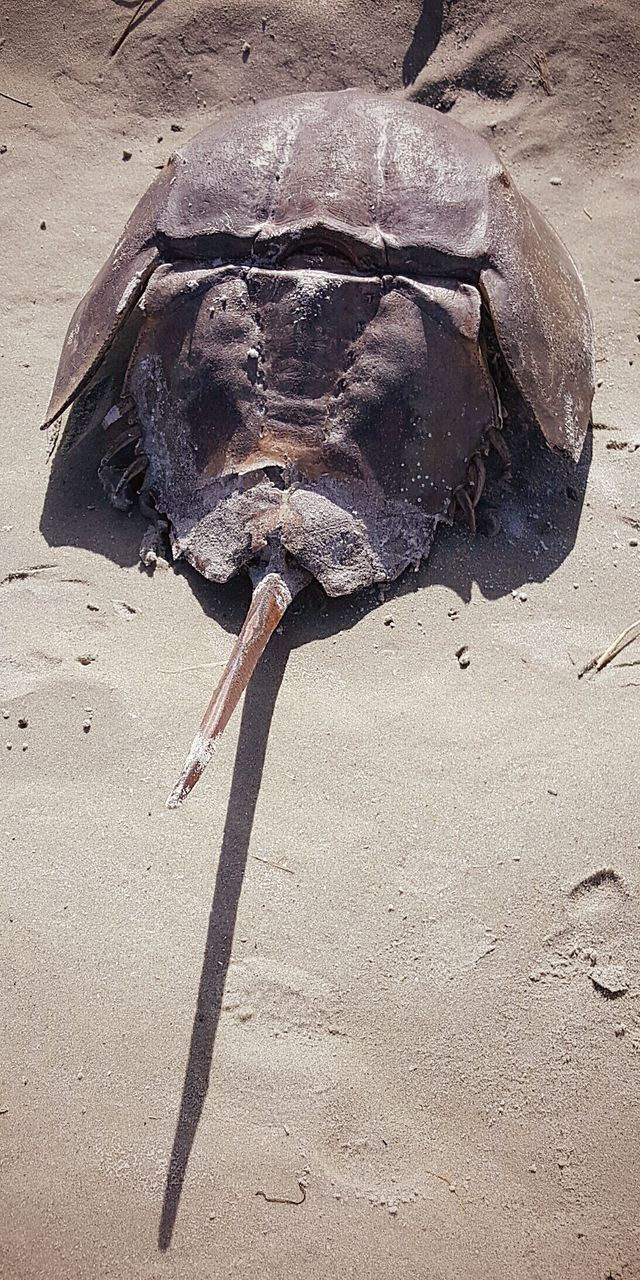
1;2;640;1277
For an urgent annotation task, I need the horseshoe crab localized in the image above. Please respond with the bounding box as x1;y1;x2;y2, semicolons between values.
43;89;594;807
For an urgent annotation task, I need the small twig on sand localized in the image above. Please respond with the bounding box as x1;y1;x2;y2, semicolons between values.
0;89;33;108
583;208;593;220
1;564;57;585
256;1179;306;1205
109;0;151;57
579;618;640;678
252;855;294;875
531;51;553;96
594;619;640;672
425;1169;455;1187
159;661;225;675
514;48;554;95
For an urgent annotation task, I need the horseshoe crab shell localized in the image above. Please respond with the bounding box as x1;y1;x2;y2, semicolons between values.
44;89;594;453
43;89;595;804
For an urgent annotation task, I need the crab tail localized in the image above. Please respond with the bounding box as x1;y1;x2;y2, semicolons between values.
166;555;309;809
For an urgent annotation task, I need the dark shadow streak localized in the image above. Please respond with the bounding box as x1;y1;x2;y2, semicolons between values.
157;636;289;1251
402;0;444;87
108;0;167;58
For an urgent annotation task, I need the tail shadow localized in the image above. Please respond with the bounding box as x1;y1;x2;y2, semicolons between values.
157;636;289;1251
402;0;445;87
109;0;167;57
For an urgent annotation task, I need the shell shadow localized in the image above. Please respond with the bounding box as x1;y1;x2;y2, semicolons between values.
40;383;149;571
39;404;592;646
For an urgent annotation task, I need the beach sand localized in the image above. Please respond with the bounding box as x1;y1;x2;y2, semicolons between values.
1;2;640;1275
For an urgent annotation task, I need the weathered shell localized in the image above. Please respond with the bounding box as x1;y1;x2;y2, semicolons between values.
126;261;499;593
44;88;597;806
44;88;595;462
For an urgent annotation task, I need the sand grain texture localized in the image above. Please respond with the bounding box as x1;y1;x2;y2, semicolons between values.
1;2;640;1277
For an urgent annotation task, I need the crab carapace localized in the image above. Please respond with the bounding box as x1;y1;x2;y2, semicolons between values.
43;90;595;806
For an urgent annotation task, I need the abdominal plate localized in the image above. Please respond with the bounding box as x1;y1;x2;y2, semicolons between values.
126;262;499;595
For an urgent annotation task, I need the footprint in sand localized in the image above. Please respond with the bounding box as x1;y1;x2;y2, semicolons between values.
530;868;631;989
566;867;629;923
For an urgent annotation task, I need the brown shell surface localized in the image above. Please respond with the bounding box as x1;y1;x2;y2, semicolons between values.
127;264;499;594
44;89;595;459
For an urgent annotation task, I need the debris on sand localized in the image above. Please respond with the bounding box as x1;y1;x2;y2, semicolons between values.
0;89;33;108
112;599;138;618
590;963;629;997
579;617;640;677
1;563;57;585
255;1178;307;1205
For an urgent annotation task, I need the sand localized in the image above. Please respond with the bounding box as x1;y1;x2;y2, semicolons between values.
1;2;640;1277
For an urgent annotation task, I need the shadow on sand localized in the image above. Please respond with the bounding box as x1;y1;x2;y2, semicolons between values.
41;403;592;641
402;0;445;87
109;0;167;57
157;636;289;1250
40;409;592;1249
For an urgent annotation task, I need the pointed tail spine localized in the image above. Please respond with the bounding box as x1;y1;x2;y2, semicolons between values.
166;556;309;808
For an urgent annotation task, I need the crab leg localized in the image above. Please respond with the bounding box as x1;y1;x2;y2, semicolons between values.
469;454;486;507
166;556;309;808
454;485;477;536
101;424;141;465
487;426;511;471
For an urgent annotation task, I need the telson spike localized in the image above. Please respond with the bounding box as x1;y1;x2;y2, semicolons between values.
166;556;309;808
